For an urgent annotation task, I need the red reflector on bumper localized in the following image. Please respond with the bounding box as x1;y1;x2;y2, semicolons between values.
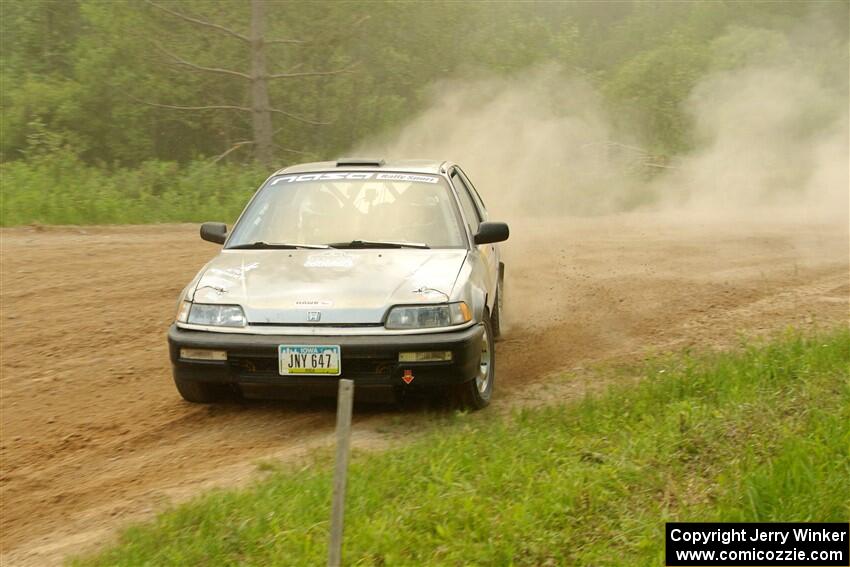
402;369;414;384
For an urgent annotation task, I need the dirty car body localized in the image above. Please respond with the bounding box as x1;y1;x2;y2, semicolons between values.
167;159;509;408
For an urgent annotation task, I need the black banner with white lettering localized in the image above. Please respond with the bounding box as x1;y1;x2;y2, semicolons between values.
666;522;849;566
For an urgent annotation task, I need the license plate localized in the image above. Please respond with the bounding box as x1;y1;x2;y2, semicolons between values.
278;345;341;376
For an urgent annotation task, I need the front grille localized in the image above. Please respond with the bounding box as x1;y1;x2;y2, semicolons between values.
229;356;277;375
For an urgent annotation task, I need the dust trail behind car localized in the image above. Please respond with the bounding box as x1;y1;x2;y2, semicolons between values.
354;44;848;338
356;17;847;225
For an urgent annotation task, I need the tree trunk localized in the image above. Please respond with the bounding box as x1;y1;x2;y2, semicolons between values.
250;0;274;167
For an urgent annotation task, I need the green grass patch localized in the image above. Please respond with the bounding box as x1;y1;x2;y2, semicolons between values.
1;154;267;226
74;328;850;566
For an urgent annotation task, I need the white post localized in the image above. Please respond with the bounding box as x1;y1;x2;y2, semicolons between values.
328;379;354;567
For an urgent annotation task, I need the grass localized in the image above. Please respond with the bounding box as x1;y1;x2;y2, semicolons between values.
1;154;268;226
73;328;850;566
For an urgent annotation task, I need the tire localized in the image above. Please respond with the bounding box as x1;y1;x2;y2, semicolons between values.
173;377;230;404
454;311;495;410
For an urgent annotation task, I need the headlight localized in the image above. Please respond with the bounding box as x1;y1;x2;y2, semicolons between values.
385;302;471;329
186;303;247;327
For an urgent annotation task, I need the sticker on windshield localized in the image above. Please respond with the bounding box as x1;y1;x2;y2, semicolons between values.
271;172;439;184
272;172;374;184
375;173;439;184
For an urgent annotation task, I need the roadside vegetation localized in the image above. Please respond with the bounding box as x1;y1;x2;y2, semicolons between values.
1;150;265;226
74;327;850;566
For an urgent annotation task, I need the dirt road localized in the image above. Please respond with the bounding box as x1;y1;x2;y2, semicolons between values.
1;213;847;565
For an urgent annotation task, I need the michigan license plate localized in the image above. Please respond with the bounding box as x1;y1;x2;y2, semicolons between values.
278;345;341;376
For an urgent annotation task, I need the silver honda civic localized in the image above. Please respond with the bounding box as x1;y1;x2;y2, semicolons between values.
167;158;509;409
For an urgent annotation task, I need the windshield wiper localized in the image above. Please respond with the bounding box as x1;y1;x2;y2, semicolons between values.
327;239;430;249
228;241;330;250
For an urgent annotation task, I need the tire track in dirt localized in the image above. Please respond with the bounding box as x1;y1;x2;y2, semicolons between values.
1;214;847;565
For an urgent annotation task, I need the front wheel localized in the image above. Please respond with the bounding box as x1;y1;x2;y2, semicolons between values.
453;312;495;410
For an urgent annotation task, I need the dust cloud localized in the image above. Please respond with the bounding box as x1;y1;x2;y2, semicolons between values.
357;22;848;332
657;64;849;220
358;68;644;219
357;30;848;226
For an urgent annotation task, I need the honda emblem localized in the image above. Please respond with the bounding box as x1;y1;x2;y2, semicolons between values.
307;311;321;322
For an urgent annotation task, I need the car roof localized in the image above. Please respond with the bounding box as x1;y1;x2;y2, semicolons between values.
275;159;451;176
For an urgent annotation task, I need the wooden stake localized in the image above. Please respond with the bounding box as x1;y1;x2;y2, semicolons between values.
328;379;354;567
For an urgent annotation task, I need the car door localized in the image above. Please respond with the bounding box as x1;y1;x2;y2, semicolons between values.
449;167;499;314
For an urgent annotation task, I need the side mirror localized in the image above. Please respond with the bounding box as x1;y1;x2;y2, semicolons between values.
474;221;510;245
200;222;227;244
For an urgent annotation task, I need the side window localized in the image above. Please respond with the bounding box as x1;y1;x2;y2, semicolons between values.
457;168;487;218
450;170;481;235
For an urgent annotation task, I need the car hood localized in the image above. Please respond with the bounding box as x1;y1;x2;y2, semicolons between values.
189;249;468;325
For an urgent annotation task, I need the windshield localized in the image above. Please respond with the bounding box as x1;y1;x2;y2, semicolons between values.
227;172;467;249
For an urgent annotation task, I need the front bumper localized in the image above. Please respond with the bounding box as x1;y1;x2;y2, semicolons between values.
167;323;484;398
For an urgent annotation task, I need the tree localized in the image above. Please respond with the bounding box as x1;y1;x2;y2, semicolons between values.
144;0;350;166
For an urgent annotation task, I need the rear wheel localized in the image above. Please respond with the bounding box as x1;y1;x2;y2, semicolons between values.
454;312;495;410
174;377;231;404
